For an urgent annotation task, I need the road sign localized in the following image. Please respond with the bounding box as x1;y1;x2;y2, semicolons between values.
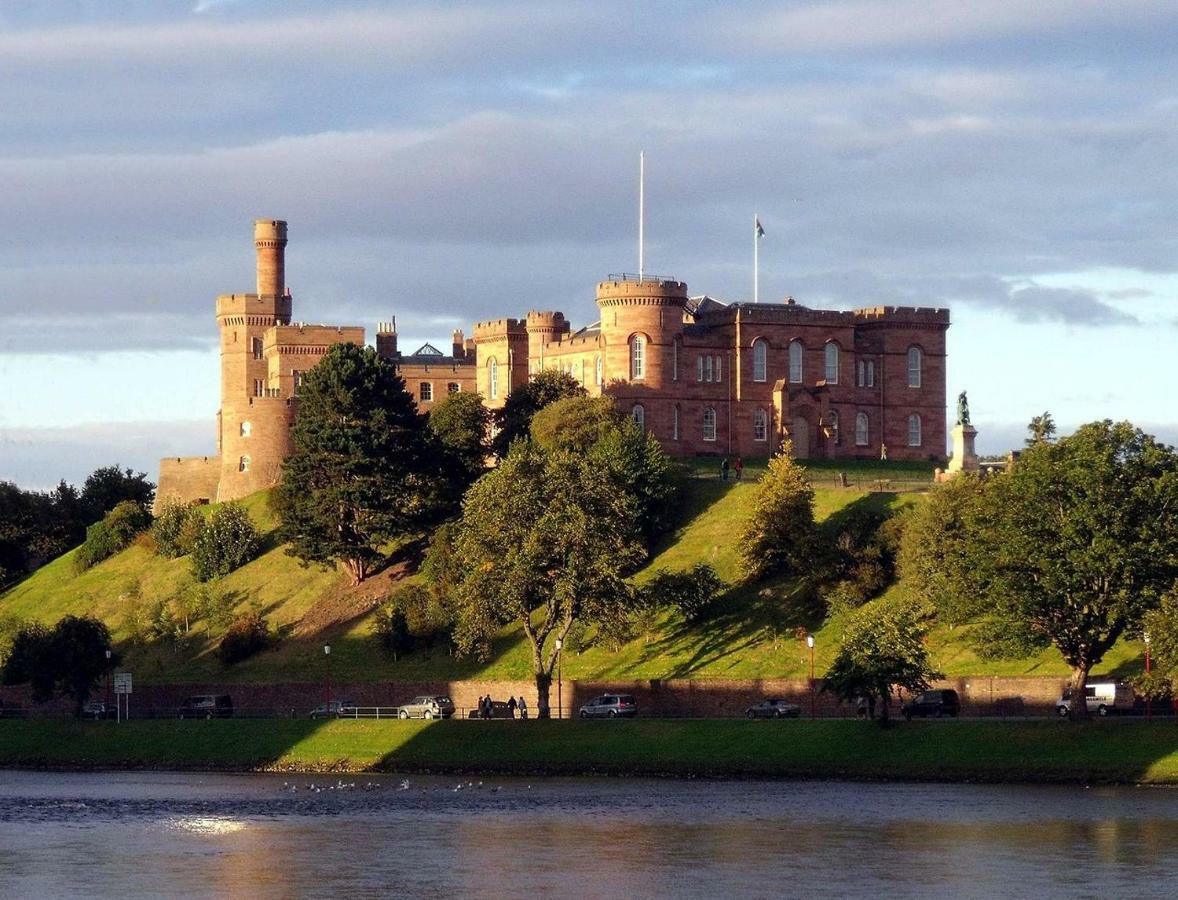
113;673;132;695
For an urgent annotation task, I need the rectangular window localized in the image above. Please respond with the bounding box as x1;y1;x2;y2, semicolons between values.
705;356;714;382
420;382;433;402
448;382;460;394
252;337;264;360
672;341;679;382
715;355;722;383
697;355;704;382
293;370;305;395
253;379;264;397
867;361;875;387
673;407;680;440
703;408;717;442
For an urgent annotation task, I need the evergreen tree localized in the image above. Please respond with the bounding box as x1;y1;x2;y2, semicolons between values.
739;443;816;581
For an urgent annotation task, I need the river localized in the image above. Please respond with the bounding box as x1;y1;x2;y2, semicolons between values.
1;771;1176;898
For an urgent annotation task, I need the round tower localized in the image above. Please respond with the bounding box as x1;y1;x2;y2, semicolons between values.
596;276;688;389
254;219;288;297
525;310;569;370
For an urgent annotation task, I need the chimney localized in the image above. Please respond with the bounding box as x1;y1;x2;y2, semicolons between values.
376;318;398;359
452;329;465;359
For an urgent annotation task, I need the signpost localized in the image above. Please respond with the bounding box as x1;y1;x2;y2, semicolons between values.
113;672;132;722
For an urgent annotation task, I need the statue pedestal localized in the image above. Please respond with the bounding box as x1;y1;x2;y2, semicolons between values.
947;424;979;475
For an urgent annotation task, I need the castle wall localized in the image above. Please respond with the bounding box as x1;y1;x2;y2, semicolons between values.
397;361;478;409
155;455;222;512
217;396;295;502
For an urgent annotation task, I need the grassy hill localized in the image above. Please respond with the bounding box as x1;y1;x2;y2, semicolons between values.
0;462;1146;685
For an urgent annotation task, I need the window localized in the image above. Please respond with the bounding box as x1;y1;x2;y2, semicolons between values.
752;338;768;382
632;404;645;430
630;334;645;380
673;406;680;440
703;407;717;442
488;358;499;400
705;355;714;382
595;355;602;386
908;413;922;447
238;455;250;473
240;421;251;438
420;382;433;402
293;370;305;395
828;411;840;445
824;343;840;384
855;412;869;446
253;379;264;397
448;382;460;394
753;408;768;442
857;360;875;387
907;346;922;388
697;355;704;381
251;337;264;360
714;355;722;383
672;340;680;382
789;340;803;383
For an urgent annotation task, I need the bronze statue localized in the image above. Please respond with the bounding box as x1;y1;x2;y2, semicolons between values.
956;391;971;427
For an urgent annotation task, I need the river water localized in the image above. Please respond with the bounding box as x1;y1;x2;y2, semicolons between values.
1;771;1176;899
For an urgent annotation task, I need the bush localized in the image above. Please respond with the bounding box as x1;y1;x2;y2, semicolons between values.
739;446;815;581
191;504;260;582
375;583;453;656
374;601;414;657
152;500;204;558
218;611;269;665
73;500;152;573
643;564;725;623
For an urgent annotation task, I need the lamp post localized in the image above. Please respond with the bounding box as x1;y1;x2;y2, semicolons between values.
555;638;564;720
323;644;332;714
105;649;112;719
806;634;816;720
1144;631;1152;722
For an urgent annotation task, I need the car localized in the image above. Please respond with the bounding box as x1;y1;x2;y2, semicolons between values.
578;694;637;718
1057;682;1136;718
745;698;801;719
309;700;358;719
396;696;455;720
177;695;234;719
82;701;110;720
902;689;960;720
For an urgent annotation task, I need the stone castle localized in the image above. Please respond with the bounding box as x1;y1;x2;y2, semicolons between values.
156;219;949;507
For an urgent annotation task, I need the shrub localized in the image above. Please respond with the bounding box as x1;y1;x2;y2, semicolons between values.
218;611;269;665
643;564;726;623
73;500;152;573
152;500;204;558
375;583;453;656
739;445;815;581
374;602;413;657
191;504;260;582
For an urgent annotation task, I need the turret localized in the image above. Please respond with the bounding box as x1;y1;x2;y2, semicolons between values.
525;310;569;367
254;219;287;297
596;275;688;389
452;329;465;359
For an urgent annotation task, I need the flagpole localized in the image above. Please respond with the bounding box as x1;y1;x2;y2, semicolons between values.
639;151;645;279
753;212;759;303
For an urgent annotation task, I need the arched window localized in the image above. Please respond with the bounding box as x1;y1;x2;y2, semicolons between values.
907;346;922;388
488;358;499;400
595;355;603;386
705;355;714;382
632;404;645;430
855;412;869;446
714;355;722;383
908;413;922;447
824;343;840;384
238;455;251;473
752;338;768;382
673;405;680;440
697;356;705;381
753;408;768;442
239;421;251;438
672;339;680;382
702;407;717;441
789;340;803;383
630;334;646;380
828;410;840;445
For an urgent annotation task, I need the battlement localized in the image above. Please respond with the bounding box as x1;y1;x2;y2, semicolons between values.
853;305;951;325
265;323;365;353
596;276;689;308
526;310;569;331
473;317;527;341
216;292;292;323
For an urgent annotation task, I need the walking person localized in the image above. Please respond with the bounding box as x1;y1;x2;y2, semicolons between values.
518;696;528;720
733;456;744;481
720;457;730;481
507;696;517;719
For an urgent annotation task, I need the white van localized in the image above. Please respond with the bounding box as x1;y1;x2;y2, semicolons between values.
1056;682;1136;717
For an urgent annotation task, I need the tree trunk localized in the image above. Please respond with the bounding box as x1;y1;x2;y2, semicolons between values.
535;671;552;719
1068;664;1091;721
878;684;891;728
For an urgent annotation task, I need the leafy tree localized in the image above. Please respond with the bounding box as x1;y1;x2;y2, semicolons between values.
152;500;203;558
1141;587;1178;695
218;611;270;665
450;442;645;715
490;369;585;458
1026;411;1057;446
190;503;260;582
80;464;154;524
530;395;624;453
642;564;725;623
73;500;153;573
739;443;816;581
427;390;491;510
1;616;117;715
823;601;940;726
374;593;416;658
0;481;87;582
932;421;1178;719
274;343;434;584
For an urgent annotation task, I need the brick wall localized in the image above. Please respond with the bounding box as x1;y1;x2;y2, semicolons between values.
155;455;221;512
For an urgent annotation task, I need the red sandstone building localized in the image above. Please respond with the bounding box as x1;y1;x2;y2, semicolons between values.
157;220;948;507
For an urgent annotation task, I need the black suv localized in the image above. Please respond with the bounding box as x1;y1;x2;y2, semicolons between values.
178;695;234;719
902;689;960;720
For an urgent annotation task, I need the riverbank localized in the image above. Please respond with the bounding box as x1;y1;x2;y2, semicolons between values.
2;719;1178;783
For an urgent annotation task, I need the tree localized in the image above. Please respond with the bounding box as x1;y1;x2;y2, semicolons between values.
274;343;435;584
936;421;1178;719
80;465;154;524
190;503;261;581
427;390;490;509
739;443;816;581
1141;587;1178;698
490;369;585;458
1026;411;1057;446
152;500;203;558
450;442;645;716
218;611;270;665
1;616;116;715
641;564;725;623
530;395;624;453
823;601;940;726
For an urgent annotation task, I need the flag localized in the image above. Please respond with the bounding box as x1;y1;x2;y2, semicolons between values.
755;217;765;239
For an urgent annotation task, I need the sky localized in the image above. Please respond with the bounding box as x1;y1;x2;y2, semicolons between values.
1;0;1176;489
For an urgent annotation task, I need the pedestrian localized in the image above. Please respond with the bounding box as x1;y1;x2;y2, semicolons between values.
518;696;529;720
721;457;730;481
507;696;517;719
880;442;888;462
733;456;744;481
482;695;492;720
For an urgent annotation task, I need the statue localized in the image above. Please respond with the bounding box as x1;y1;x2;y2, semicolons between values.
956;391;971;427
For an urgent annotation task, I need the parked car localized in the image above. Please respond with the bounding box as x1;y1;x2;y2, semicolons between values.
309;700;358;719
1057;682;1135;718
177;695;234;719
82;701;110;720
745;698;801;719
396;696;456;720
902;689;960;720
578;694;637;718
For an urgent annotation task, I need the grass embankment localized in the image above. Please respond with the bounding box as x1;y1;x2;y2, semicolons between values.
2;719;1177;784
0;463;1147;683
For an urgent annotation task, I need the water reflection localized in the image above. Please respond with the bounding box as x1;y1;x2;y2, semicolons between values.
0;773;1177;898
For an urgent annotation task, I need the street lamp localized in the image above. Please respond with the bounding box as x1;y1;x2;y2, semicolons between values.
1144;631;1152;722
806;634;816;720
555;638;564;720
105;649;112;718
323;644;332;714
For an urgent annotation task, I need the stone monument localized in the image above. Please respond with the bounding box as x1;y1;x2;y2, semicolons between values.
946;390;979;476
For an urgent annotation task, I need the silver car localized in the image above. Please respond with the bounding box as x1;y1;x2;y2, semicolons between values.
578;694;637;718
396;696;456;720
745;698;801;719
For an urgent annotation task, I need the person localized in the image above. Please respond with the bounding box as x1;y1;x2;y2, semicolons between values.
880;442;888;462
518;696;528;720
480;695;490;720
720;457;730;481
507;696;517;719
733;456;744;481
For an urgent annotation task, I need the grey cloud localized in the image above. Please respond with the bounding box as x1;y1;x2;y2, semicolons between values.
1003;286;1138;326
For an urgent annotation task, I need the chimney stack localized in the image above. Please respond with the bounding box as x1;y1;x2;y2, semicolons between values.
376;318;398;359
452;329;465;359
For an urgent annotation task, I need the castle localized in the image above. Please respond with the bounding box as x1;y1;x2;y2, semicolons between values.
156;219;949;508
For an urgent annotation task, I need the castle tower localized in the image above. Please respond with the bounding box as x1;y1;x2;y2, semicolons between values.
254;219;287;297
525;310;569;371
596;276;688;390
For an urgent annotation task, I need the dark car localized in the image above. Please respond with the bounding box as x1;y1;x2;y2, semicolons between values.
178;695;234;719
579;694;637;719
309;700;358;719
745;698;801;719
902;689;960;720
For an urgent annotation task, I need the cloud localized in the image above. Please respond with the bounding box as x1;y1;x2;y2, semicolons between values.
1003;285;1138;326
